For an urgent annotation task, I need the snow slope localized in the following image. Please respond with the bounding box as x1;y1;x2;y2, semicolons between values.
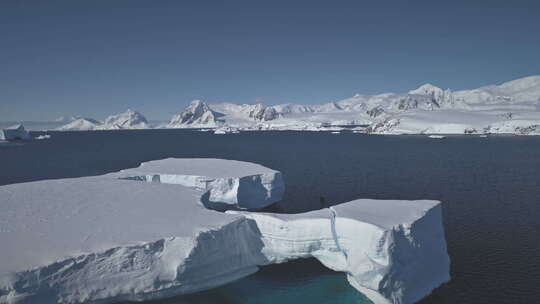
164;75;540;134
57;110;149;131
57;117;103;131
0;158;449;304
103;109;149;129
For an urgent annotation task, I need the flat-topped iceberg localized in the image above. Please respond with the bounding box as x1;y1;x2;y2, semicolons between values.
114;158;285;210
232;199;449;304
0;158;450;304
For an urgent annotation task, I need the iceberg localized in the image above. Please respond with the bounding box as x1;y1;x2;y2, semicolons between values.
0;159;450;304
35;134;51;140
213;126;240;134
0;124;31;141
114;158;285;210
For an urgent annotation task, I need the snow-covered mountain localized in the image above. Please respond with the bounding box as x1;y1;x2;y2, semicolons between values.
55;75;540;135
165;75;540;134
54;115;81;123
57;118;103;131
103;109;149;129
57;110;149;131
167;100;221;128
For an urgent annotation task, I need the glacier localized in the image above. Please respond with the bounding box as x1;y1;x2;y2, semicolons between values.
0;158;449;304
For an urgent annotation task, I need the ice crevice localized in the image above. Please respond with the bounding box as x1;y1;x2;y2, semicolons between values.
0;158;450;304
329;206;348;260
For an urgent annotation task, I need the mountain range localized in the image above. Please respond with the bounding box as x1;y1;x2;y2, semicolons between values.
58;75;540;135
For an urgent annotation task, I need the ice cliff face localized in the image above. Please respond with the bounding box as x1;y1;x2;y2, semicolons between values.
115;158;285;210
0;158;450;304
0;124;31;141
232;199;449;304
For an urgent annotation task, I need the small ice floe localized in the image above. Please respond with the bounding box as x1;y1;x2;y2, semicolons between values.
479;135;488;138
331;131;341;134
35;134;52;140
214;127;240;134
428;135;446;139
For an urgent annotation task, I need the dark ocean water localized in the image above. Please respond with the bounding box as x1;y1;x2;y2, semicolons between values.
1;130;540;304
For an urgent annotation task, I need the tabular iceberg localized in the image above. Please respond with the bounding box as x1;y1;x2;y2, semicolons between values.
0;158;450;304
114;158;285;210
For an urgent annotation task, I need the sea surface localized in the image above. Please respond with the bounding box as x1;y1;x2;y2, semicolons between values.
1;129;540;304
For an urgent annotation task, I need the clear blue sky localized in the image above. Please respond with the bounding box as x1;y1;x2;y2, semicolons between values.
1;0;539;121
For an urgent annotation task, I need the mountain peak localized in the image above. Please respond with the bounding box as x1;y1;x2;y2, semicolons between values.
408;83;444;95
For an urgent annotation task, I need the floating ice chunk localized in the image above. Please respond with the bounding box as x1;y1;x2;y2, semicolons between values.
428;135;446;139
214;126;240;134
0;124;31;141
35;134;51;140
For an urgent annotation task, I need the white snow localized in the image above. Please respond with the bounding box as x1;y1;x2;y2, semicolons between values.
50;75;540;135
0;124;31;141
213;126;240;134
34;134;51;140
57;118;102;131
57;110;149;131
160;75;540;135
0;158;449;304
114;158;285;210
103;109;149;129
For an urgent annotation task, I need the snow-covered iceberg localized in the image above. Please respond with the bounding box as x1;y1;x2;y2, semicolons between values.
0;159;450;304
114;158;285;210
0;124;31;141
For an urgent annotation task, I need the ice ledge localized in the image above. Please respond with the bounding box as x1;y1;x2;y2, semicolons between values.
113;158;285;210
231;199;450;304
0;159;450;304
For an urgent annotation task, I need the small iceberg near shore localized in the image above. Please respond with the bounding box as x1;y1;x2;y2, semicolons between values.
428;135;446;139
35;134;51;140
0;158;450;304
0;124;31;141
214;126;240;134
